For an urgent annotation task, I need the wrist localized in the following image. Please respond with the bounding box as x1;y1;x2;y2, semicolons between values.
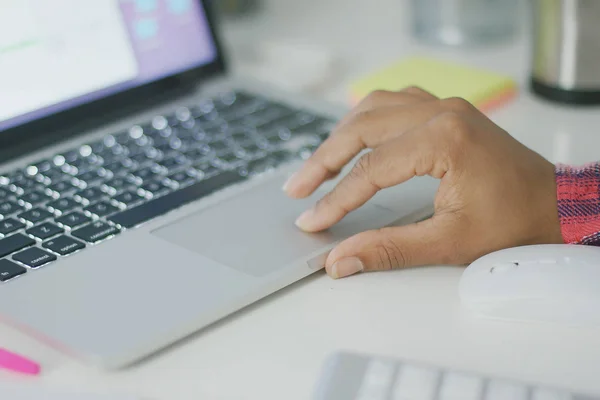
555;163;600;245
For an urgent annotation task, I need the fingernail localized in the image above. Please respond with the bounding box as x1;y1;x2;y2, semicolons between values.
282;173;296;191
283;172;300;194
295;207;317;231
330;257;364;279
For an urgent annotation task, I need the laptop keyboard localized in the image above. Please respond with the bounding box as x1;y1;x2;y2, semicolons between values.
0;91;335;283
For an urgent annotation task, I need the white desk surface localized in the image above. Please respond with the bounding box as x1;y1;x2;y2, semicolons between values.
3;0;600;399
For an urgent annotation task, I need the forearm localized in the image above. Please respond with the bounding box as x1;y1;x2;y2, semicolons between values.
555;163;600;245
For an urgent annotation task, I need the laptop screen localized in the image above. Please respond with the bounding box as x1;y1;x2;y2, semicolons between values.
0;0;217;132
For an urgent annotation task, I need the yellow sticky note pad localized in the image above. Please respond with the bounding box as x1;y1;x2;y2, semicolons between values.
349;57;517;112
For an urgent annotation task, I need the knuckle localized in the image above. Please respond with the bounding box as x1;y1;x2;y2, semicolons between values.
435;112;471;142
401;85;428;96
352;108;377;126
352;152;374;180
442;97;474;113
374;232;408;270
362;90;391;107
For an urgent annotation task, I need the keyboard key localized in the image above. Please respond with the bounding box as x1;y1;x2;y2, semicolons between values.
74;187;105;203
113;191;145;207
207;140;231;154
215;153;244;166
109;171;245;228
131;167;158;182
102;177;134;194
486;380;528;400
194;163;221;176
76;169;106;186
392;364;439;400
0;218;25;235
141;179;170;195
0;233;36;258
18;207;53;224
20;190;52;206
158;155;188;173
166;170;197;187
0;259;27;282
72;221;120;243
356;359;396;400
43;235;86;256
13;177;43;192
13;247;57;268
26;222;64;240
438;372;483;400
39;168;69;184
48;181;78;195
28;160;52;173
240;142;265;155
55;211;91;228
102;159;135;175
84;201;119;217
47;197;79;213
0;201;24;217
184;146;211;161
0;187;12;199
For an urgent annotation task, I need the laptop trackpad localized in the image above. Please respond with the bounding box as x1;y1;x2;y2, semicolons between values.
152;177;398;277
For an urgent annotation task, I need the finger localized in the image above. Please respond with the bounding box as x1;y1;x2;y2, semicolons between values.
337;86;438;128
294;116;452;233
284;99;450;199
284;89;439;198
324;215;462;279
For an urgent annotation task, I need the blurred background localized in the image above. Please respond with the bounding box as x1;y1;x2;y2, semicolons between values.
211;0;530;102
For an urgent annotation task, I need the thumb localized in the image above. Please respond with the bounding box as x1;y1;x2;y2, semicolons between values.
324;216;460;279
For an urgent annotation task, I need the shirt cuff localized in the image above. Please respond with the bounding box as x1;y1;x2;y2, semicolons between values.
555;163;600;245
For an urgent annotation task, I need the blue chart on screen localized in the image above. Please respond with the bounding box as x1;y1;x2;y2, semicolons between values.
135;0;158;12
168;0;191;14
135;18;158;40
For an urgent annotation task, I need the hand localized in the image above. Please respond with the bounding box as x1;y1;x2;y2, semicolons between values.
283;88;563;279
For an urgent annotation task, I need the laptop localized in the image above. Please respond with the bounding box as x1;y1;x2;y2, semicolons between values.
0;0;436;368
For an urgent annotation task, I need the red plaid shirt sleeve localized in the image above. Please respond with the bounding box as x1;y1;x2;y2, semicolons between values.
555;163;600;245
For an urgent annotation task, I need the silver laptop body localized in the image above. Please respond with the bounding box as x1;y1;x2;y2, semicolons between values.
0;0;436;368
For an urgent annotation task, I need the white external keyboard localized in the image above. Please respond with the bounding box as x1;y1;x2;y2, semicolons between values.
313;352;597;400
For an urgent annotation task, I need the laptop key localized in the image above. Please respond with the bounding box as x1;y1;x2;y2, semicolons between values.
193;163;221;177
113;191;145;207
46;197;79;213
27;222;64;240
102;177;135;194
13;247;57;269
109;171;245;228
20;190;52;206
141;179;170;195
72;221;120;243
48;181;78;195
84;201;119;217
55;211;91;228
158;155;188;173
0;201;24;217
74;187;105;203
131;167;158;182
0;233;36;258
166;170;197;187
76;169;106;186
43;235;86;255
0;187;11;199
18;207;53;224
0;259;27;282
39;168;69;184
14;177;43;192
0;218;26;235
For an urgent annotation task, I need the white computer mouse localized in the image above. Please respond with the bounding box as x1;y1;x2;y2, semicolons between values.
459;244;600;327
